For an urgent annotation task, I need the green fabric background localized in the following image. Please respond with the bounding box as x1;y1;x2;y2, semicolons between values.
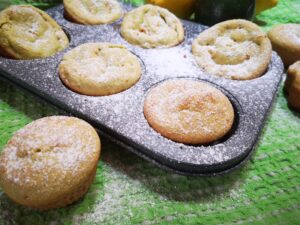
0;1;299;224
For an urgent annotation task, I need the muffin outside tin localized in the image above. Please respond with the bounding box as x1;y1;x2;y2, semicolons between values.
0;3;284;176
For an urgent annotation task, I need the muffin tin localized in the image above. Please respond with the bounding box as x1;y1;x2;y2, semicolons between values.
0;3;284;176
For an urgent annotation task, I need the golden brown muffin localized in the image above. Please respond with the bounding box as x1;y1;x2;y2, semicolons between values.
144;79;235;145
192;19;272;80
59;42;141;96
0;5;69;59
0;116;101;210
120;4;185;49
64;0;123;25
285;61;300;111
268;24;300;67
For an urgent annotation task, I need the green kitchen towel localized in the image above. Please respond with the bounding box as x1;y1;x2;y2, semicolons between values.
0;1;299;224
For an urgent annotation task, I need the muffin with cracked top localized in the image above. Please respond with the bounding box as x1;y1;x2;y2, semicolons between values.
192;19;272;80
0;5;69;59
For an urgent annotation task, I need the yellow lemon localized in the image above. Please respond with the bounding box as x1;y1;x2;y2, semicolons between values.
146;0;196;19
255;0;278;14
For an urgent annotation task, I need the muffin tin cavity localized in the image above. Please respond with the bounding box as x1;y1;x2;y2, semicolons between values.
0;3;284;176
144;78;242;147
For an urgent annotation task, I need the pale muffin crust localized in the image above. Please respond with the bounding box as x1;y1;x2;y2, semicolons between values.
0;116;101;210
0;5;69;59
192;19;272;80
268;24;300;67
120;4;184;48
285;61;300;111
144;80;235;145
59;42;142;96
64;0;123;25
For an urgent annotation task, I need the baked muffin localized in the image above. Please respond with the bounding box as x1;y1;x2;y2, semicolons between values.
0;5;69;59
120;4;184;48
64;0;123;25
144;79;235;145
0;116;101;210
268;24;300;67
192;19;272;80
285;61;300;111
59;42;141;96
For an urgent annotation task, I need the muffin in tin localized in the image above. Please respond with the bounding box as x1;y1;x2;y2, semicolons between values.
192;19;272;80
59;42;142;96
144;79;235;145
121;4;185;49
64;0;123;25
0;5;69;59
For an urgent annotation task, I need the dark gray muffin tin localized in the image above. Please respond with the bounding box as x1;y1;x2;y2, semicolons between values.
0;3;284;176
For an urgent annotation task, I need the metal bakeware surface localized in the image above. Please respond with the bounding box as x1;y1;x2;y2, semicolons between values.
0;3;284;176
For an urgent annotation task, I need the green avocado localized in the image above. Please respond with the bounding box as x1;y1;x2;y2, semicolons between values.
194;0;255;26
